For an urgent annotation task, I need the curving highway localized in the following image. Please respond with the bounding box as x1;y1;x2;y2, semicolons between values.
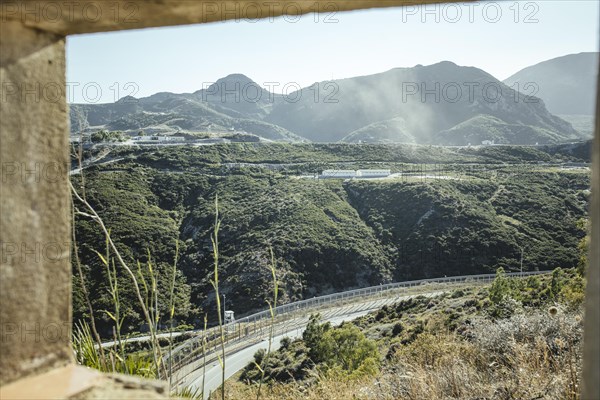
185;292;442;399
167;271;549;398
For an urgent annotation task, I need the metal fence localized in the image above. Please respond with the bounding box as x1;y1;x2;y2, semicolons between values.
165;270;549;385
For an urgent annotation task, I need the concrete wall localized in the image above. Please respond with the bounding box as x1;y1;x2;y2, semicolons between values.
0;21;71;384
1;0;459;35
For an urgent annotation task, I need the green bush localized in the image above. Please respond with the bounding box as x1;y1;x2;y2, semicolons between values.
91;130;127;143
280;336;292;350
489;267;511;305
303;314;331;363
526;275;541;290
240;339;313;383
550;267;565;299
391;322;404;336
316;324;380;375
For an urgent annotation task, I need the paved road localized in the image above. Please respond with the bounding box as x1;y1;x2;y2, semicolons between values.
166;271;549;398
179;292;443;399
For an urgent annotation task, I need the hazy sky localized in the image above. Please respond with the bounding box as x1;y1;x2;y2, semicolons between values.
66;0;599;103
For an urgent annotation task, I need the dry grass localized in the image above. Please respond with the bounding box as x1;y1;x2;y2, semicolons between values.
376;308;583;400
213;374;371;400
221;308;583;400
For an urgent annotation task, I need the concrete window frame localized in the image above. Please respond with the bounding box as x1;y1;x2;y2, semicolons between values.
0;1;598;398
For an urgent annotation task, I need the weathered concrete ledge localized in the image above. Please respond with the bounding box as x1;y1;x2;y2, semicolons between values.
1;0;468;35
0;365;171;400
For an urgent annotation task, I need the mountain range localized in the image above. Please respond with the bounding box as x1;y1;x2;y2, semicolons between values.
504;52;598;116
70;53;597;145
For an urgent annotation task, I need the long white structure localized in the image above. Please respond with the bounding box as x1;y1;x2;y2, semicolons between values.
357;169;391;178
321;169;357;179
320;169;391;179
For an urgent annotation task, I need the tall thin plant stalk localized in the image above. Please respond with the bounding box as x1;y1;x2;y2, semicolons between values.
70;181;166;378
136;253;167;378
95;237;127;374
209;194;226;400
71;200;107;369
256;246;279;400
201;314;209;398
70;142;183;382
70;141;106;369
168;241;180;389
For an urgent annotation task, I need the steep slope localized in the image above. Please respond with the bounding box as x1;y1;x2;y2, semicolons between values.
555;114;595;138
340;117;416;144
434;114;580;145
267;61;577;144
504;52;599;116
345;175;587;280
193;73;283;119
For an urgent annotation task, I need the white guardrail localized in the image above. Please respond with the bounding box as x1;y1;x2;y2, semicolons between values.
164;270;550;384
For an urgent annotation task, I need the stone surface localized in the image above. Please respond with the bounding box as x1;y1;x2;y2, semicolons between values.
71;374;170;400
0;365;99;399
1;0;465;35
0;20;71;385
0;365;172;400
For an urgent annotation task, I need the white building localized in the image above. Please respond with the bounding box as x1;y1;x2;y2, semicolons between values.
356;169;391;178
132;135;185;142
320;170;357;179
482;140;495;146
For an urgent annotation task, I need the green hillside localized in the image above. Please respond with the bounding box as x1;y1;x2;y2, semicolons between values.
340;117;416;144
71;144;589;335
